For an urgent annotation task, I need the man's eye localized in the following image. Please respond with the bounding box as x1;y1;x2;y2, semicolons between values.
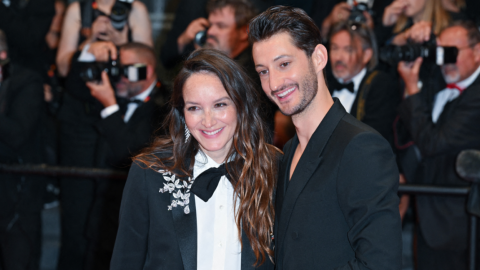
280;62;290;68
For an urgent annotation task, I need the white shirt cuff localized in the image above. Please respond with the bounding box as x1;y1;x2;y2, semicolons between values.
78;43;96;62
100;104;120;119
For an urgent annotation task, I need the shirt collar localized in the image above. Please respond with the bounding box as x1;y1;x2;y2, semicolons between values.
456;64;480;90
338;67;367;93
193;151;222;179
131;80;156;101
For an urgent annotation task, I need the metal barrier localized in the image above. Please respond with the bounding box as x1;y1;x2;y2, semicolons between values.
0;163;477;269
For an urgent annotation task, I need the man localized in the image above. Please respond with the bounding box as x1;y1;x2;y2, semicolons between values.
0;29;46;270
397;21;480;270
76;42;167;270
328;21;400;145
249;6;402;269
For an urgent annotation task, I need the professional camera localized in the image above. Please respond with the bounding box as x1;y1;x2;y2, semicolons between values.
194;29;208;47
380;43;458;66
347;0;374;24
80;56;147;83
86;0;133;31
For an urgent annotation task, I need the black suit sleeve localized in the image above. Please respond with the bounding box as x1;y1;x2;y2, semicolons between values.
362;74;400;144
0;75;44;150
397;91;480;157
111;162;149;269
95;110;153;165
336;132;402;270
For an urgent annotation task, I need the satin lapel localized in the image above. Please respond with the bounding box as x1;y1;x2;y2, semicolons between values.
171;176;197;270
277;100;346;247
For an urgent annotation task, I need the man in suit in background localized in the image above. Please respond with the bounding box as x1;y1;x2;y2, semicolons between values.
249;6;402;270
0;29;47;270
328;21;400;146
397;21;480;270
83;42;168;269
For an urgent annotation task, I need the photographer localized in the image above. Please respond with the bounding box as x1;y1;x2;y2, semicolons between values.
328;21;400;146
396;21;480;270
82;42;167;269
0;30;46;270
55;1;153;269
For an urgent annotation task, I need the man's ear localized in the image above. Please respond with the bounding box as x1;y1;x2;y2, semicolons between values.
311;44;328;74
147;65;155;79
363;48;373;66
238;25;248;41
473;42;480;63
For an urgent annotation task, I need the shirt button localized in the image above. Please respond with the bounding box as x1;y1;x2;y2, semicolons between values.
219;205;224;210
219;242;223;247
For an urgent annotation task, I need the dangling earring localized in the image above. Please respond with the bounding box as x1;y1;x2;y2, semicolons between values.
184;124;191;143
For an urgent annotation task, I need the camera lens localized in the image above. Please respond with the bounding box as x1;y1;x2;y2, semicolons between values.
110;3;129;31
194;30;208;47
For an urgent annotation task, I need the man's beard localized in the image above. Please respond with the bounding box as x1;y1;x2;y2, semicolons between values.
276;62;318;117
441;64;461;84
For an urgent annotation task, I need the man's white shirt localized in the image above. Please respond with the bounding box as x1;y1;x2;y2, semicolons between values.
332;68;367;113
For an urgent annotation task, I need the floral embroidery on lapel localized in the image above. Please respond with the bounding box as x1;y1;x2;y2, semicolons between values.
158;169;193;214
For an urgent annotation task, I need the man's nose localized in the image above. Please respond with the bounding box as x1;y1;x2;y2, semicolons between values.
268;69;285;91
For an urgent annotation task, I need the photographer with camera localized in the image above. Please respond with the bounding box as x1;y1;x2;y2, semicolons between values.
328;21;400;146
80;42;167;269
396;21;480;270
0;29;47;270
55;1;153;269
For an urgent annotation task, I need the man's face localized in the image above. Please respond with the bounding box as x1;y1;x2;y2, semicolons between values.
206;6;243;57
330;30;371;82
253;32;318;116
438;26;480;84
115;49;147;98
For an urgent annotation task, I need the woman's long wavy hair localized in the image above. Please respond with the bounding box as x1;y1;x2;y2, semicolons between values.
135;49;279;265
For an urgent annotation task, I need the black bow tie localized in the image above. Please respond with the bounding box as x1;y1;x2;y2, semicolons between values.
190;163;230;202
117;97;143;115
330;79;355;93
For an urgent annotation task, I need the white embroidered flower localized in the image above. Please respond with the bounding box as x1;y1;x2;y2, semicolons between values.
158;169;193;214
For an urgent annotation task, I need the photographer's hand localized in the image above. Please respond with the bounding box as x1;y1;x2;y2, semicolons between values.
398;57;423;96
321;2;351;37
87;41;118;62
405;21;432;43
177;17;209;53
86;71;117;108
383;0;407;27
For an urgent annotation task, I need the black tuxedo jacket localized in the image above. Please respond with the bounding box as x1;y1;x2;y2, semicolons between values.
329;70;401;146
110;159;274;270
397;74;480;250
274;99;402;270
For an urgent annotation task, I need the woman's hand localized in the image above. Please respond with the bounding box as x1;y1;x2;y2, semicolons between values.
383;0;407;26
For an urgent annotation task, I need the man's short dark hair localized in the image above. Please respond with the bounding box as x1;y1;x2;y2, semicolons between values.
206;0;257;28
329;21;378;71
248;5;322;58
120;42;156;68
0;30;7;53
447;20;480;47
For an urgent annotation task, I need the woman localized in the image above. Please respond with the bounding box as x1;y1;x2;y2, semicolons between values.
381;0;462;46
110;49;279;270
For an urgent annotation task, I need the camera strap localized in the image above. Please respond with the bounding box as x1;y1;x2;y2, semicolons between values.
356;70;379;122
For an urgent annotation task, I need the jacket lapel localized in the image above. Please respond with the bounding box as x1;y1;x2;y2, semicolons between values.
277;100;346;250
171;157;197;270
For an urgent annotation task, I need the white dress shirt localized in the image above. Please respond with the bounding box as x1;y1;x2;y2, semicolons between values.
332;68;367;113
193;152;241;270
431;65;480;123
100;80;156;122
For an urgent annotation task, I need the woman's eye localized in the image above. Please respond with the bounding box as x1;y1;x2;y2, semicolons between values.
215;103;227;108
187;106;198;111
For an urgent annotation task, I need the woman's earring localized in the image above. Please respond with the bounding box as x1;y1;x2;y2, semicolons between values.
184;124;191;143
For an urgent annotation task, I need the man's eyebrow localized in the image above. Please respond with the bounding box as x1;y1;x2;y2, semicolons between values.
255;55;291;68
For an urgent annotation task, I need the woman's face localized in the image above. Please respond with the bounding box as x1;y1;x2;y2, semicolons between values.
404;0;428;18
183;72;238;163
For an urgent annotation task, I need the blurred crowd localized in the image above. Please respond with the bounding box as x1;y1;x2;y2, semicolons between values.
0;0;479;269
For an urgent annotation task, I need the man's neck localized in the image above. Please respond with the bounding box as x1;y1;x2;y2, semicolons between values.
292;83;334;152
